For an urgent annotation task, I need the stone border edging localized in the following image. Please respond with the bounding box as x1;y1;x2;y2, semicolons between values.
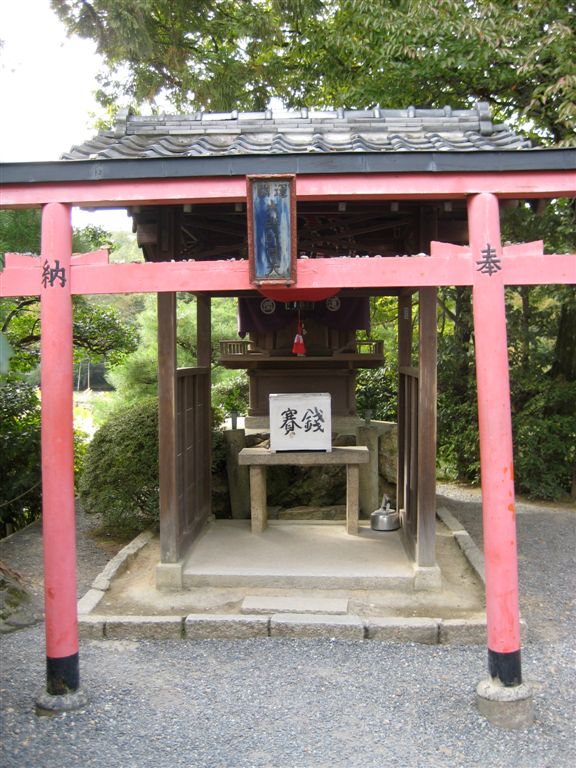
437;506;486;583
78;613;496;645
77;530;154;616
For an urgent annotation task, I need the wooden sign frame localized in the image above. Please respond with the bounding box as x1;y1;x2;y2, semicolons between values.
246;174;297;286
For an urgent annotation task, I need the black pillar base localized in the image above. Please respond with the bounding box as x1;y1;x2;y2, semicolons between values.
35;652;88;716
46;652;80;695
488;648;522;687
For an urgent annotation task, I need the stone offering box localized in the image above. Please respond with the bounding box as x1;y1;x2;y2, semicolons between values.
269;393;332;452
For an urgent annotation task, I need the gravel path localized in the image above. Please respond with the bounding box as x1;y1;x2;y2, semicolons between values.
437;483;576;643
1;488;574;768
0;505;119;603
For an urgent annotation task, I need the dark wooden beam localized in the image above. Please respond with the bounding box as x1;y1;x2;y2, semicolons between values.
157;292;179;562
417;287;437;567
196;294;212;521
397;293;413;557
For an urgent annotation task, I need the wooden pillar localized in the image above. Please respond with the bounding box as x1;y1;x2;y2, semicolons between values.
158;292;179;562
196;293;212;519
417;287;437;567
397;293;412;509
36;203;86;714
468;193;526;696
397;292;413;555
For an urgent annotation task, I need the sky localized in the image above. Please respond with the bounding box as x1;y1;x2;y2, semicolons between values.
0;0;132;231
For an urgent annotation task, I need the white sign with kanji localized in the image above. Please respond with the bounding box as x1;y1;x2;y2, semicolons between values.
269;393;332;452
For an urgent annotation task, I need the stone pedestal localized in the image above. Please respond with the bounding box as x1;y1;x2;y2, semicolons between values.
224;429;250;519
476;678;534;730
239;447;369;535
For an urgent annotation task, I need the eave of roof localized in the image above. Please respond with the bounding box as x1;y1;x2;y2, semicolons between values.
1;148;574;186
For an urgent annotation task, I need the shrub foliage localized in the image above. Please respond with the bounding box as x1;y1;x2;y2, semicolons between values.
79;397;159;535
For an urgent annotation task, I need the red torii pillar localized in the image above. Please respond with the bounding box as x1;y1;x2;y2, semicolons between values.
467;193;534;728
35;203;87;715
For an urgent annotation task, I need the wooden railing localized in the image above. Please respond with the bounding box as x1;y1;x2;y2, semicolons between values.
176;366;211;551
219;340;268;356
220;338;383;357
220;339;250;356
335;339;384;356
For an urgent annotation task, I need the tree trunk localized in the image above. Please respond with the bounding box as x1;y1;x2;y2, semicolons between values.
453;287;474;478
453;287;473;399
550;289;576;383
520;286;531;373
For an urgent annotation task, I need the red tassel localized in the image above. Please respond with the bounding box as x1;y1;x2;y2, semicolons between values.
292;319;306;355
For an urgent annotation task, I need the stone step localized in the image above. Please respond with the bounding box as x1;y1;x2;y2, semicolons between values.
269;612;365;640
241;596;349;615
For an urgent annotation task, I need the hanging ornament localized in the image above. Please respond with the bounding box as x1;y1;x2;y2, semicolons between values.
292;313;306;356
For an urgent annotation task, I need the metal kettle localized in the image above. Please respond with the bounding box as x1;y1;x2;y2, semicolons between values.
370;494;400;531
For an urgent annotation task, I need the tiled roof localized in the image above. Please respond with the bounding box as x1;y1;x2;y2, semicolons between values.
62;103;530;160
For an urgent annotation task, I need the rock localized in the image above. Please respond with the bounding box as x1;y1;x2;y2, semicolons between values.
0;562;39;632
379;426;398;484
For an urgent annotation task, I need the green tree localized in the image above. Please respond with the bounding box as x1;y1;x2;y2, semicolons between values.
0;209;138;372
104;294;240;415
52;0;326;113
52;0;575;143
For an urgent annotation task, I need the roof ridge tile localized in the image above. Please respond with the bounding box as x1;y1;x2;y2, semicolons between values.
63;102;530;160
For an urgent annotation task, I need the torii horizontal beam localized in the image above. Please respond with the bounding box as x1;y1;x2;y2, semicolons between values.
1;246;574;298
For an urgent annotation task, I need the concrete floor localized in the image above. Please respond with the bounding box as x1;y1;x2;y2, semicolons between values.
182;520;413;590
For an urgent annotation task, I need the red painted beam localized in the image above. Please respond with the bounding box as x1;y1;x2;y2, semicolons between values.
1;169;574;208
0;177;246;208
2;251;574;298
70;259;251;295
501;250;576;285
0;250;112;297
431;242;576;286
0;265;41;296
68;255;476;294
298;171;576;201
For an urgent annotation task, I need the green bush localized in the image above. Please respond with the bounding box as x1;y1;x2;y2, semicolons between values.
79;397;159;536
0;378;104;536
512;380;576;500
0;379;41;535
74;429;89;493
437;396;481;484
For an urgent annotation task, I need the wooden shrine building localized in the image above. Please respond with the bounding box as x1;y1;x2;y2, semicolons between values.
1;103;574;722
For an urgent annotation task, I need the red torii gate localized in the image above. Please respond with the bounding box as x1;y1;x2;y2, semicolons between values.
1;168;575;726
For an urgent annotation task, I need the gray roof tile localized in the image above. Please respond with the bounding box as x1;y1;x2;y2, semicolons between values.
62;103;531;160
